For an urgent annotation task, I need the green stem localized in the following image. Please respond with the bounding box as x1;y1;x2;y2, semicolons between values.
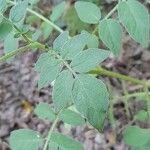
43;111;61;150
90;67;150;87
27;9;64;33
92;26;98;35
0;42;45;63
13;25;33;43
52;52;77;77
51;50;81;83
114;92;150;103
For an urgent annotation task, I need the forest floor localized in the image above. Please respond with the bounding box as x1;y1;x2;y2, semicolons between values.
0;0;150;150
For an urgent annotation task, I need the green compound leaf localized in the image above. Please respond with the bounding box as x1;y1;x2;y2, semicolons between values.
0;0;7;14
52;70;74;112
60;109;85;126
75;1;101;24
0;19;13;39
34;103;55;121
10;129;42;150
4;33;18;54
9;0;28;23
71;48;110;73
50;1;66;22
123;126;150;147
98;19;122;56
53;31;69;51
118;0;150;47
50;132;84;150
35;52;63;89
72;74;109;131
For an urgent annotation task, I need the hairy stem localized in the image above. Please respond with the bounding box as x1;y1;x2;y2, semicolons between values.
0;42;44;63
90;67;150;87
114;91;150;103
27;9;64;33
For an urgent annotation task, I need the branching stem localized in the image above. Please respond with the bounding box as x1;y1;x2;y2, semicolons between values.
114;92;150;103
90;67;150;88
0;42;45;63
2;0;149;88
